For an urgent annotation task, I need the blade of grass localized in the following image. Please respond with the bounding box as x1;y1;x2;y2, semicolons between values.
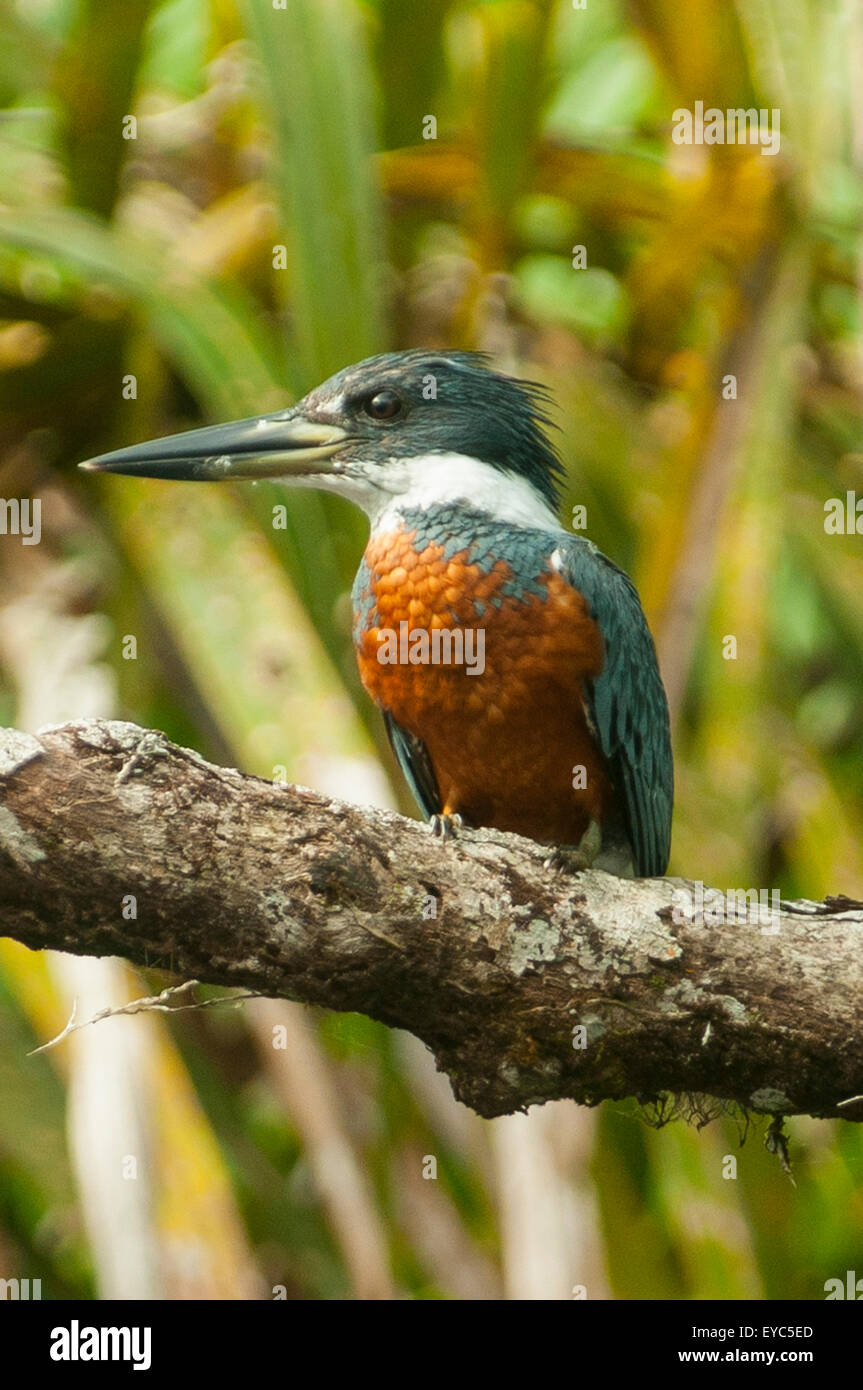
240;0;388;386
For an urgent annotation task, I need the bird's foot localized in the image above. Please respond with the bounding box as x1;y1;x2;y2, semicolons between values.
429;812;463;842
543;846;589;874
543;820;602;875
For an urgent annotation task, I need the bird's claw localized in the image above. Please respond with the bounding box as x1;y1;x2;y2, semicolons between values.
543;846;590;874
543;820;602;875
429;812;463;842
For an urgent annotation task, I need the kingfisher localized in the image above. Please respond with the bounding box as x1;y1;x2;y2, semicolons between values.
81;351;673;876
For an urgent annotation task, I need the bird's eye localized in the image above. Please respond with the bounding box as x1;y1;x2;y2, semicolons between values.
363;390;402;421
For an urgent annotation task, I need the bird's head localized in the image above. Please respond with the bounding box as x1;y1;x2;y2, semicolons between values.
80;350;565;527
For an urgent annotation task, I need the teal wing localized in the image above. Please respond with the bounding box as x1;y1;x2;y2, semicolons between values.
557;537;673;876
383;711;441;821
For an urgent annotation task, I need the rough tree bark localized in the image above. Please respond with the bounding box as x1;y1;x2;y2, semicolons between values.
1;719;861;1123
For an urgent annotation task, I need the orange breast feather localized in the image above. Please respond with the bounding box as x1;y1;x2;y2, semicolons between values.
354;526;612;846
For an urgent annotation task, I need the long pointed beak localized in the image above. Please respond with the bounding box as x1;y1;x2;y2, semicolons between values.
78;412;351;481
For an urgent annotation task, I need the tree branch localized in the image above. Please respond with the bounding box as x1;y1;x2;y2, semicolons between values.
1;719;862;1122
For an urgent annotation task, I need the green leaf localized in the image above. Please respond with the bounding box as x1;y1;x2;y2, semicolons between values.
240;0;388;385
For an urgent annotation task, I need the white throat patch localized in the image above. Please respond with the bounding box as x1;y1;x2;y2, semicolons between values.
368;453;563;533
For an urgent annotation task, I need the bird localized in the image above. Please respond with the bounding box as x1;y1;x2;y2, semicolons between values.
80;350;673;876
